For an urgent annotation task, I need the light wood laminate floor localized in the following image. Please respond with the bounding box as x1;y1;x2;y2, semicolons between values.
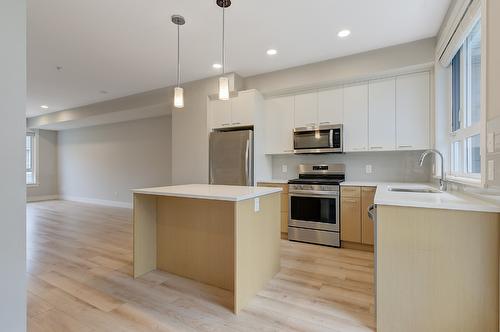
27;200;375;332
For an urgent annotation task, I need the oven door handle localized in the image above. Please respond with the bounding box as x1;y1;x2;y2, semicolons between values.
290;192;339;198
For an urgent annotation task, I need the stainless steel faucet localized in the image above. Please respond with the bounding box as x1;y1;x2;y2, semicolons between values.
419;149;447;191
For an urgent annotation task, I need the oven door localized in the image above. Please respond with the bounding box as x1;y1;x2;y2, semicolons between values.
289;193;339;232
293;125;342;154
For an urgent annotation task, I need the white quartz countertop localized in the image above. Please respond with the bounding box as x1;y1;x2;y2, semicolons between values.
132;184;282;202
341;181;380;187
374;183;500;213
256;179;289;184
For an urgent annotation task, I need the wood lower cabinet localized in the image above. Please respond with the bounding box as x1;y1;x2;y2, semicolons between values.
341;186;375;250
257;182;289;234
341;196;362;242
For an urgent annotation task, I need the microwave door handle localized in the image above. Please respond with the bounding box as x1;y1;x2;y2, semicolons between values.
329;130;333;147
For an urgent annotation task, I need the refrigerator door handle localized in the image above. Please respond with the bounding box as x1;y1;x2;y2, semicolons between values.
245;139;251;186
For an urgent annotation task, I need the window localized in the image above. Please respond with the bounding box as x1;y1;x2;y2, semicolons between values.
26;131;36;185
449;20;481;180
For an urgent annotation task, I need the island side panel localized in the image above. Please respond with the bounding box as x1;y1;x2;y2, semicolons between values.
156;196;235;292
377;205;499;332
133;193;157;278
234;193;281;314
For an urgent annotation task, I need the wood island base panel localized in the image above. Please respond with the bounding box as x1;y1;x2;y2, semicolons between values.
133;192;281;314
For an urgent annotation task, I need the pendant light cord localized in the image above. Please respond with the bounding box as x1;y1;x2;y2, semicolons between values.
222;4;225;76
177;24;180;87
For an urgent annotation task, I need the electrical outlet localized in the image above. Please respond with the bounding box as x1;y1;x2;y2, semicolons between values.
365;165;372;174
254;198;260;212
282;164;288;173
487;133;495;153
488;160;495;181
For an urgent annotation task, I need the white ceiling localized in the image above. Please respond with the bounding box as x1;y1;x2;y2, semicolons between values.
27;0;451;117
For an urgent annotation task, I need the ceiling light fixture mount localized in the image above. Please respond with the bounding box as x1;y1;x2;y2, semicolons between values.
40;105;49;109
266;49;278;55
172;14;186;109
217;0;231;100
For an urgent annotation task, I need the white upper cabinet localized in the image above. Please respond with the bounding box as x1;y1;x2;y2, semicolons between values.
343;83;369;152
264;96;294;154
208;90;259;129
209;99;231;129
369;78;396;151
231;90;255;127
318;88;343;125
294;92;318;128
396;72;430;150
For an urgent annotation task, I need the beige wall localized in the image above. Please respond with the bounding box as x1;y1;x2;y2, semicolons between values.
58;116;172;206
0;0;27;330
244;38;436;95
27;130;58;200
171;77;218;185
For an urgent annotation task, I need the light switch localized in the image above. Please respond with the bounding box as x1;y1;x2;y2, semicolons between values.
365;165;372;174
254;197;260;212
487;133;495;153
282;164;288;173
488;160;495;181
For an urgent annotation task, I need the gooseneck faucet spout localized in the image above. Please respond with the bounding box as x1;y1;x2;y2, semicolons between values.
419;149;447;191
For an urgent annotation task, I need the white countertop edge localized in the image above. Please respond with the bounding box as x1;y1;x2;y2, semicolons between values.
132;184;283;202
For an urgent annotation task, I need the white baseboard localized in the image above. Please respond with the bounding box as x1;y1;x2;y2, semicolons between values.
60;195;133;209
27;195;59;202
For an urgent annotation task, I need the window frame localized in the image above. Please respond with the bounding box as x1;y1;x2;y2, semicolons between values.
26;130;38;186
447;18;484;185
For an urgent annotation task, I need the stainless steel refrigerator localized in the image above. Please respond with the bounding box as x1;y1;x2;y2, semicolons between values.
209;129;254;186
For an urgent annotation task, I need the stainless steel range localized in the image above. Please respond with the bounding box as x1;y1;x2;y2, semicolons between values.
288;164;345;247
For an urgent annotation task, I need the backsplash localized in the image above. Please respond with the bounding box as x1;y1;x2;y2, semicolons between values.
271;150;432;182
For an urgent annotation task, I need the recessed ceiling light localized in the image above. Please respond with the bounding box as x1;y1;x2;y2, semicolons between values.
40;105;49;109
338;29;351;38
266;49;278;55
212;63;222;69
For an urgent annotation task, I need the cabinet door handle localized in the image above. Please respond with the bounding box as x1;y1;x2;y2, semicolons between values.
320;121;330;124
370;146;383;150
232;122;241;125
222;123;230;126
398;145;412;148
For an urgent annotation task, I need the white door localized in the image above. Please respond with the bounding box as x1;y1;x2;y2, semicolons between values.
264;96;294;154
343;83;369;152
318;88;343;125
396;72;430;150
294;92;318;128
209;99;231;129
231;90;255;127
369;78;396;151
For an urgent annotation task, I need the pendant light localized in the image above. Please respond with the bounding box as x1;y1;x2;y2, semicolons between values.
217;0;231;100
172;15;185;108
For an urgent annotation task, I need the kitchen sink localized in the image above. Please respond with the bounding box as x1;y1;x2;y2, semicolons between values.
388;187;442;194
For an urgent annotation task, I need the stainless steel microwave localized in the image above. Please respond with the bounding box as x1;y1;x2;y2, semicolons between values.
293;124;343;154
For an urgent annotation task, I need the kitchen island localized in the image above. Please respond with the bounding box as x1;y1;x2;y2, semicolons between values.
132;184;282;313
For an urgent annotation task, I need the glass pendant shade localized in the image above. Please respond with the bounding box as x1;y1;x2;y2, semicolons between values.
174;86;184;108
218;76;230;101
